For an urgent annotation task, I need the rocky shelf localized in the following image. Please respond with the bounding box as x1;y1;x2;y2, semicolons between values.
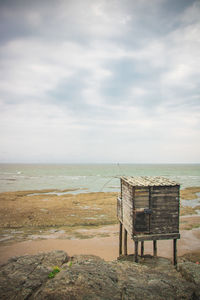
0;250;199;299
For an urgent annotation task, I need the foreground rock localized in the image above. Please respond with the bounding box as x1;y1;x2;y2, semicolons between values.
0;251;199;300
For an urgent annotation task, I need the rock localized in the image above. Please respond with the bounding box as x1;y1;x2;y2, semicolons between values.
111;260;196;300
35;255;119;300
178;262;200;298
0;251;199;300
0;250;69;300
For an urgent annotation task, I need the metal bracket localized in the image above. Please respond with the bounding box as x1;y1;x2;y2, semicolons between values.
144;208;152;214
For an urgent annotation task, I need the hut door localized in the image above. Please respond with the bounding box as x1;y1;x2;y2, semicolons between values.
134;211;151;233
134;188;151;233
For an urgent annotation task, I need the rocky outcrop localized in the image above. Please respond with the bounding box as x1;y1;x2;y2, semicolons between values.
0;250;69;300
0;251;199;300
178;262;200;299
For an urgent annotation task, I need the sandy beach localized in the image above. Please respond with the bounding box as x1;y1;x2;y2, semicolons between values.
0;226;200;264
0;187;200;264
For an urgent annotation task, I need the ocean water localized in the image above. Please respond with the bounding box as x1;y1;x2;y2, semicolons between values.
0;163;200;193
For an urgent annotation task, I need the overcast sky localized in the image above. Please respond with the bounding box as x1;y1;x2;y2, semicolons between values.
0;0;200;164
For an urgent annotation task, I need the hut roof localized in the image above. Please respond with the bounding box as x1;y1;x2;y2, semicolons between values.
121;176;179;187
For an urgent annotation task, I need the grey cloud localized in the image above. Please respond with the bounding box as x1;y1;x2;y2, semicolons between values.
0;0;200;163
101;58;163;109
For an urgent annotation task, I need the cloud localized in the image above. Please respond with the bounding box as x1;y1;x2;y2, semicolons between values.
0;0;199;163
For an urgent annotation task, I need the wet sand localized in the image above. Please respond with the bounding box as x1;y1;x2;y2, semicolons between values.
0;226;200;264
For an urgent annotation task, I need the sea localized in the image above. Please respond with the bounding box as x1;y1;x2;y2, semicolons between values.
0;163;200;193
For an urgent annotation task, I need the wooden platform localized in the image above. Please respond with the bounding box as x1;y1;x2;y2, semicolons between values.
132;233;180;241
119;222;179;265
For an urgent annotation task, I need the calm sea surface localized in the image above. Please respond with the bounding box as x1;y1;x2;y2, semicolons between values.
0;164;200;193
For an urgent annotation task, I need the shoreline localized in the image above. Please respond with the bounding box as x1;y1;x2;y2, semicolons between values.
0;187;200;264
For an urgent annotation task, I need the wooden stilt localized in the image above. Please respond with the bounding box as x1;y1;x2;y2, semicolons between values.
135;241;138;263
173;239;177;265
119;222;123;256
141;241;144;257
153;240;157;257
124;228;127;256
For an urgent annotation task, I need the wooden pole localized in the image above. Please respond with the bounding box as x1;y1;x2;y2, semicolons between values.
119;222;123;256
153;240;157;257
124;228;127;256
135;241;138;263
173;239;177;265
141;241;144;257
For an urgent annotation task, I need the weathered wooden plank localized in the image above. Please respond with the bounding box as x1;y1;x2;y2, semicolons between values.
151;221;179;226
135;193;149;198
135;202;149;207
151;228;179;232
152;198;179;203
135;204;149;209
117;197;123;220
152;200;179;204
122;176;179;187
119;222;122;256
152;197;179;202
151;213;179;218
151;215;179;219
151;198;179;204
151;224;178;229
132;233;180;241
153;240;157;257
123;211;133;218
135;241;138;262
150;228;179;234
151;227;179;233
151;193;178;198
151;224;179;229
123;220;133;230
151;206;179;211
135;196;149;201
124;228;127;256
173;239;177;265
152;187;179;193
153;210;179;214
141;241;144;257
123;219;133;233
151;219;178;224
151;200;178;206
151;213;179;217
135;193;149;197
123;216;133;225
151;218;179;223
151;191;179;196
123;202;133;210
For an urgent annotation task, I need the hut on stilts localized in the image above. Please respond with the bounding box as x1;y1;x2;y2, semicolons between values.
117;176;180;265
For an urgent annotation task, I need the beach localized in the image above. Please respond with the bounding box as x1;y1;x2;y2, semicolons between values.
0;187;200;264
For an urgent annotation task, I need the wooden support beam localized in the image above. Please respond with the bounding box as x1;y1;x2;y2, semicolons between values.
124;228;128;256
119;222;123;256
153;240;157;257
141;241;144;257
173;239;177;266
135;241;138;263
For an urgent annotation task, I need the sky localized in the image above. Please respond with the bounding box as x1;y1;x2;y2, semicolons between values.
0;0;200;164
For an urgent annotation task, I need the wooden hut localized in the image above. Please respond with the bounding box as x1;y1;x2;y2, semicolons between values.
117;176;180;265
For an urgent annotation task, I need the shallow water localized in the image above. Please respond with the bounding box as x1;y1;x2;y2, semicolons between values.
0;163;199;192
